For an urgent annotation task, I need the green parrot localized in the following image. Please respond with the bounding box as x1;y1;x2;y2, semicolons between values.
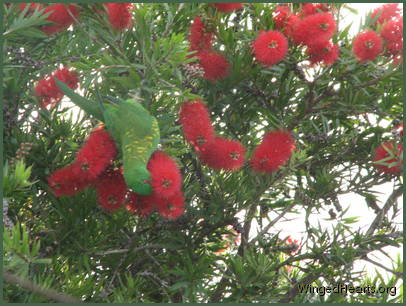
55;79;159;195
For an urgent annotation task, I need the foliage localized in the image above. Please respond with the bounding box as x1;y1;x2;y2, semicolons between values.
3;160;34;198
2;2;403;303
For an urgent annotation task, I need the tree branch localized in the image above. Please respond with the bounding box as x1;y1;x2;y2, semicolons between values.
366;187;403;236
4;270;81;303
363;256;403;279
93;244;161;256
247;202;296;246
278;273;320;303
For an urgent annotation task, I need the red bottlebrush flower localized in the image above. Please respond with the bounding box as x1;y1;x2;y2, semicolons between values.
252;30;288;67
373;142;403;175
179;100;215;150
291;13;336;46
386;41;403;56
41;4;80;35
199;137;246;171
155;192;185;220
285;14;300;39
300;3;330;17
76;126;117;180
273;5;299;38
189;16;213;51
48;163;92;197
381;17;403;57
96;168;128;212
381;17;403;43
34;78;63;108
352;30;383;62
104;3;133;30
196;51;230;81
251;130;296;173
19;3;42;14
126;192;156;217
34;66;79;108
147;151;182;198
52;66;80;89
212;3;244;13
306;41;340;66
273;5;291;31
371;3;401;26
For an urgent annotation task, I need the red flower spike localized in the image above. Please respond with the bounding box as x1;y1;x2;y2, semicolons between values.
199;137;246;171
96;168;128;212
52;67;80;89
352;30;383;62
300;3;330;17
252;30;288;67
371;3;401;26
34;79;63;108
196;51;230;81
147;151;182;198
104;3;133;30
291;13;336;46
48;163;92;197
155;192;185;220
273;5;291;31
380;17;403;57
273;5;298;38
306;41;340;66
373;142;403;175
212;3;244;13
179;100;215;150
285;14;300;39
251;130;296;173
381;17;403;43
76;126;117;180
126;192;156;217
189;17;213;52
34;67;79;109
19;3;42;14
41;4;80;35
386;41;403;57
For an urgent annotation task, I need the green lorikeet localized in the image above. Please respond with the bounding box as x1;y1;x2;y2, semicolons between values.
55;79;159;195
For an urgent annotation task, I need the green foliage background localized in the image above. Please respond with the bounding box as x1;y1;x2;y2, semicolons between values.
2;2;403;303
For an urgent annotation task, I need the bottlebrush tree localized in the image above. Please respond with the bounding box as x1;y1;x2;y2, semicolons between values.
2;2;403;303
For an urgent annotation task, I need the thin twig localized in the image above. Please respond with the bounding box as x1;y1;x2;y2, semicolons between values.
93;65;132;72
93;244;162;256
366;187;403;236
278;273;320;303
4;270;82;303
363;256;403;278
248;202;296;245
